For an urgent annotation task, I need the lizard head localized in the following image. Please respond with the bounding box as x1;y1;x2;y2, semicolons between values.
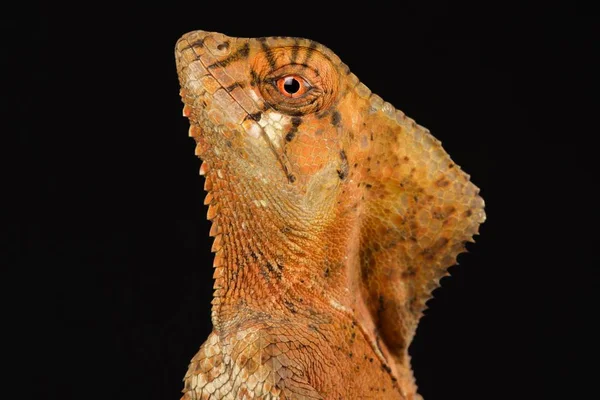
175;30;356;197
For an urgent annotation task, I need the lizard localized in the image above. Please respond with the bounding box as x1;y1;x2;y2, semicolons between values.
174;30;486;399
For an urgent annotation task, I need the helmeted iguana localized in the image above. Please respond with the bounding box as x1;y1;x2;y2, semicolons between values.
175;30;485;399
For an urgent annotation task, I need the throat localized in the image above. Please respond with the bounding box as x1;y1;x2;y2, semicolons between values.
197;139;360;336
202;164;340;331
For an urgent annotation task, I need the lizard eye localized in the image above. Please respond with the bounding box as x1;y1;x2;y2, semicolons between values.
276;75;310;98
257;60;335;115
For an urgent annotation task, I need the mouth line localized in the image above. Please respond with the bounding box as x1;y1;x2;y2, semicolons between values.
179;35;296;183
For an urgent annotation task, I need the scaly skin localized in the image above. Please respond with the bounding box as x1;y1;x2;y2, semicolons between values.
175;30;485;399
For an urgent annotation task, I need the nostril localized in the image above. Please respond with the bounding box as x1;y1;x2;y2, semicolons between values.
203;34;231;56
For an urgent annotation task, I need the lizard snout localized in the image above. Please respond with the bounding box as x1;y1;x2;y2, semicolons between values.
175;30;234;72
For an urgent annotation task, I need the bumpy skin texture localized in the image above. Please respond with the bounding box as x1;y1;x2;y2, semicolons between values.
175;30;485;399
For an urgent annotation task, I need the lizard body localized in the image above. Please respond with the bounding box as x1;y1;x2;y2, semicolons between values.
175;30;485;399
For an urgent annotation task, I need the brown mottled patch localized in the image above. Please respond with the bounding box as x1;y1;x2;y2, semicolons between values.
401;266;416;279
435;177;450;187
422;237;450;260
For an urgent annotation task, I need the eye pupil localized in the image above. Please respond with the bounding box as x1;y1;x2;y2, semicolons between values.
283;77;301;94
276;75;308;98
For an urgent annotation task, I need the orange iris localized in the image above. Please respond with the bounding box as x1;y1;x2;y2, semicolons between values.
276;75;309;98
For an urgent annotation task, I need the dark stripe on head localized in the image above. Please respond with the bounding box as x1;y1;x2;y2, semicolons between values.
250;69;260;86
287;109;305;117
340;149;347;161
316;110;330;119
207;42;250;69
291;39;301;63
246;112;262;121
331;110;342;127
224;82;243;92
285;117;302;142
337;150;349;180
260;42;277;71
302;41;318;63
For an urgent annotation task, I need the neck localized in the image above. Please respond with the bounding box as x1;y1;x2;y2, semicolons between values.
200;144;355;332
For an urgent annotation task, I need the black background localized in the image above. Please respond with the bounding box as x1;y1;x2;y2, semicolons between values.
6;3;598;399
